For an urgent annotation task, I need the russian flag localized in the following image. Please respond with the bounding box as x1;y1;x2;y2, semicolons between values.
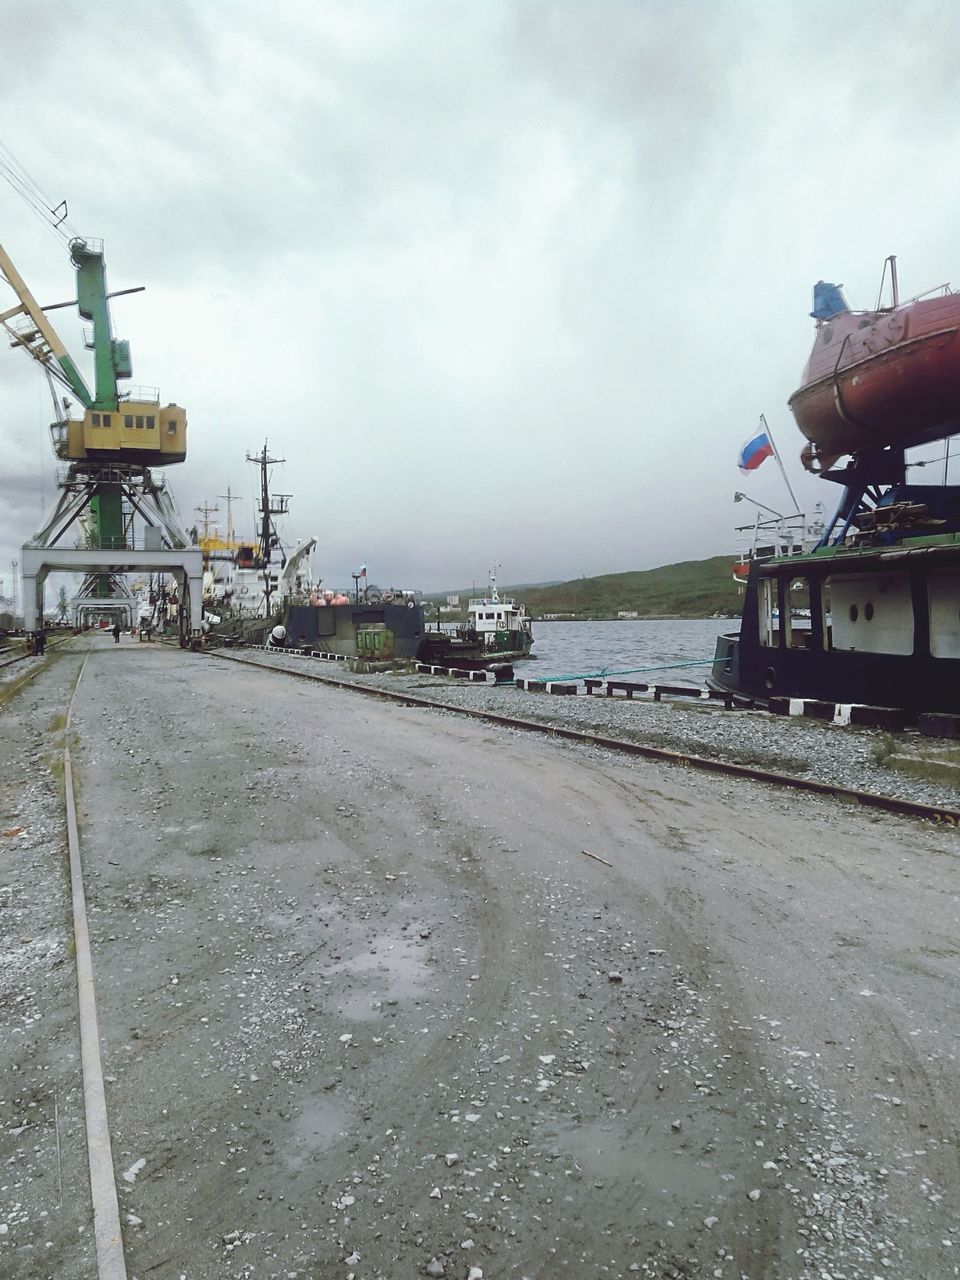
738;430;774;474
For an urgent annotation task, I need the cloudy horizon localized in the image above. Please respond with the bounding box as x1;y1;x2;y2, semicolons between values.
2;0;959;600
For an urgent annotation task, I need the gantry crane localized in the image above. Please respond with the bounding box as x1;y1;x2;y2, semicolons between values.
0;234;202;643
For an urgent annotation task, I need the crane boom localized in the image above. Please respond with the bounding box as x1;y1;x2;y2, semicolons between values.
70;236;131;408
0;242;91;406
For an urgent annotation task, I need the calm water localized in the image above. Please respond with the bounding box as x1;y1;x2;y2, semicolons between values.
526;618;732;681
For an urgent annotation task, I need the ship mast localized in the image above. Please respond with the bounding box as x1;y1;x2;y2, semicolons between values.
218;485;237;544
246;442;289;613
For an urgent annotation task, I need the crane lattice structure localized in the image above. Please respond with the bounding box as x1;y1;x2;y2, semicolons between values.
0;235;202;640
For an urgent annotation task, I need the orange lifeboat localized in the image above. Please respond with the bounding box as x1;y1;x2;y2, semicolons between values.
788;261;960;472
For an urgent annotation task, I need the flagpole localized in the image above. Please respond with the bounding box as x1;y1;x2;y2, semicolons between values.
760;414;801;515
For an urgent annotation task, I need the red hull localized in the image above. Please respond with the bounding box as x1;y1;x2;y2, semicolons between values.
788;291;960;469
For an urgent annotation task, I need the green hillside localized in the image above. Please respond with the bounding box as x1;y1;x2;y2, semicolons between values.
503;556;741;619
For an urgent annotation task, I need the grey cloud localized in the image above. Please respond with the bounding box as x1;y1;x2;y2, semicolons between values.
1;1;959;593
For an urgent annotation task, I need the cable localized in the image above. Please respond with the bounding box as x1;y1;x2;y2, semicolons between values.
535;657;715;683
0;136;80;241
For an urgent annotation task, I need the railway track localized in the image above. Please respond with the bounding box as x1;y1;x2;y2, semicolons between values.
63;647;127;1279
0;632;74;671
209;646;960;826
0;633;128;1278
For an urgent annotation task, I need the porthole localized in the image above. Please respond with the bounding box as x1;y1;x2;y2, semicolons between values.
864;602;874;621
849;604;859;622
763;667;776;691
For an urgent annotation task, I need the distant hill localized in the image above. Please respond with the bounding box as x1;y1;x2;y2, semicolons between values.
425;579;564;600
434;556;741;619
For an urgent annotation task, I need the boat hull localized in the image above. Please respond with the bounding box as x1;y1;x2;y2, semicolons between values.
419;628;533;669
282;601;427;659
709;536;960;716
789;293;960;465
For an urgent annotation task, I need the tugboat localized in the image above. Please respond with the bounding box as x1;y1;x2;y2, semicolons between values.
710;260;960;717
420;569;534;668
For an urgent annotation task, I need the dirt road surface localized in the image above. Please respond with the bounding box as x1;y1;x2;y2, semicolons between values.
2;637;959;1279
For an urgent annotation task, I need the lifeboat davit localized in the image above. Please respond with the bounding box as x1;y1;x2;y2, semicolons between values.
788;263;960;472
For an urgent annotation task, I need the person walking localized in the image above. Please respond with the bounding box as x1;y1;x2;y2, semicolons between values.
112;622;121;644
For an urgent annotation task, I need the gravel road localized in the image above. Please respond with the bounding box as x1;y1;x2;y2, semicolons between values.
231;647;960;811
2;636;959;1280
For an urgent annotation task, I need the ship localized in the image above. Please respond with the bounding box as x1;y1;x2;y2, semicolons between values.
203;447;430;662
419;570;534;668
279;589;427;662
710;259;960;717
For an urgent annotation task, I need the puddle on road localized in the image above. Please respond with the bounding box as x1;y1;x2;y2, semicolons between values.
543;1116;720;1200
326;934;431;1019
284;1097;354;1170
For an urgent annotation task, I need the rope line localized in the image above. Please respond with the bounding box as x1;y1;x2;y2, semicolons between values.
535;657;714;683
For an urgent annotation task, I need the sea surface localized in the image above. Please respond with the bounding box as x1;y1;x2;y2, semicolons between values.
527;618;732;681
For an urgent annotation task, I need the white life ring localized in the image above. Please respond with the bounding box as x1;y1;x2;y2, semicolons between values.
239;586;249;595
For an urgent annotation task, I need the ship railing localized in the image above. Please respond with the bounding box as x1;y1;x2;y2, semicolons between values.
850;283;953;316
734;510;823;566
903;283;953;304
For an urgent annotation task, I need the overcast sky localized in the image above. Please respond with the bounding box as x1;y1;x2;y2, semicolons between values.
1;0;959;596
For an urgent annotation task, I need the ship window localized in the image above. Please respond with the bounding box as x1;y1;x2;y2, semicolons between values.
136;415;144;429
103;413;111;427
91;413;100;426
146;415;155;428
167;420;177;435
124;415;133;428
785;578;813;649
849;604;859;623
864;602;874;621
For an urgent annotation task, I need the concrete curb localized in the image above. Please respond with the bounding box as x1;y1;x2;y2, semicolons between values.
770;697;908;731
